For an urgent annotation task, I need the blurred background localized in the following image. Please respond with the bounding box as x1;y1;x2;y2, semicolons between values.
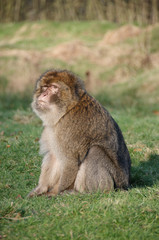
1;3;159;238
0;0;159;111
1;3;159;237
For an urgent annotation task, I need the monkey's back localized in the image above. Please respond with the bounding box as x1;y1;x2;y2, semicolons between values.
56;93;131;188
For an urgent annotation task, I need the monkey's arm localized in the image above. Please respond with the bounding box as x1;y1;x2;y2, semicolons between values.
27;153;60;197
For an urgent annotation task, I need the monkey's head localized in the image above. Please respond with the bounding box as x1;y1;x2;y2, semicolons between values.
32;69;85;124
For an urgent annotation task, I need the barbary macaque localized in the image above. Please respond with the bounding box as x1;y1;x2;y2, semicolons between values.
28;69;131;197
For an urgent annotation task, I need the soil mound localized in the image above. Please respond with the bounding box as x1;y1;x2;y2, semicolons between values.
48;40;92;61
1;24;158;92
99;25;141;46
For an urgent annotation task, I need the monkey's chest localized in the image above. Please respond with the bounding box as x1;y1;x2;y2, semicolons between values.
40;127;64;161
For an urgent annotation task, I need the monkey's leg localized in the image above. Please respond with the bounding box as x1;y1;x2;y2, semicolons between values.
28;153;60;197
50;160;79;195
74;146;114;193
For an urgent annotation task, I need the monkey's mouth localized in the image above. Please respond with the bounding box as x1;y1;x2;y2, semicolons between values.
37;100;46;105
34;100;49;111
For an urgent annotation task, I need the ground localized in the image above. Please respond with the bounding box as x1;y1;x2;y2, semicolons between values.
0;21;159;240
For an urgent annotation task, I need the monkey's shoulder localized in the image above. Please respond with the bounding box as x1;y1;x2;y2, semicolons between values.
57;93;116;138
70;93;110;120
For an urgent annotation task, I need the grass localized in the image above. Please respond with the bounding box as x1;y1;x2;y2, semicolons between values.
151;26;159;53
0;90;159;240
0;20;159;239
0;21;117;50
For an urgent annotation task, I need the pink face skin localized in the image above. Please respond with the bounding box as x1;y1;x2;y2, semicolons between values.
36;83;60;110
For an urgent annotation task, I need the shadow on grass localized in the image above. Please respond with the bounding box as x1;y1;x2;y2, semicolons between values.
131;154;159;187
0;92;32;111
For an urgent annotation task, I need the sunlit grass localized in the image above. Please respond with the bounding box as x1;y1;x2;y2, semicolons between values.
0;90;159;239
0;21;117;50
0;20;159;240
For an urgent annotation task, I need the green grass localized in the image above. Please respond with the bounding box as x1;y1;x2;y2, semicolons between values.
151;26;159;53
96;67;159;114
0;91;159;240
0;21;117;50
0;20;159;239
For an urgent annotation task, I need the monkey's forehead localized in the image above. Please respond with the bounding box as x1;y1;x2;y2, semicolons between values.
36;69;84;89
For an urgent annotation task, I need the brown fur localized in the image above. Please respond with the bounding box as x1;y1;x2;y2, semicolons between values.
28;69;131;197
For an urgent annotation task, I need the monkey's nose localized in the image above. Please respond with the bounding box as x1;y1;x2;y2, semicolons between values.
42;90;49;97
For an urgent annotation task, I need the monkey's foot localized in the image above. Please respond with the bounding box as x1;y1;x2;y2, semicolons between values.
27;186;48;198
44;189;78;198
60;189;78;195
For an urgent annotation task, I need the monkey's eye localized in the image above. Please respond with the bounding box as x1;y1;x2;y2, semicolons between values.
41;86;48;92
51;84;58;89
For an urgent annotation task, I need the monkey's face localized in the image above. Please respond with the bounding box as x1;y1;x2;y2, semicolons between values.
31;70;81;123
33;83;60;111
32;81;70;115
